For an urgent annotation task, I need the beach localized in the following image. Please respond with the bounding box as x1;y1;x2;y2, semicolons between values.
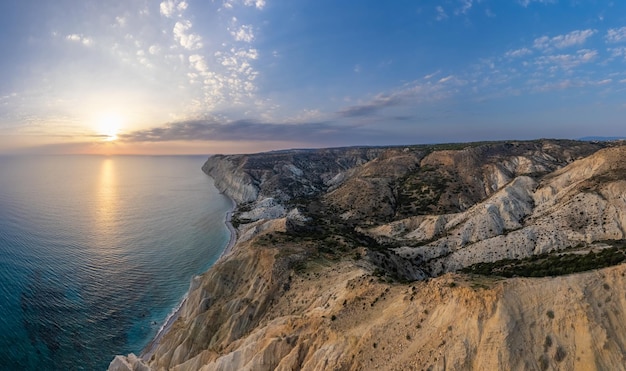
219;195;238;260
141;193;238;360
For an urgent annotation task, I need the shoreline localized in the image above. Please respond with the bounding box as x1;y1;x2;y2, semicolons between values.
141;191;238;361
219;195;238;260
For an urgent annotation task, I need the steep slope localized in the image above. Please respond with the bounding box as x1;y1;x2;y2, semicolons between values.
112;245;626;370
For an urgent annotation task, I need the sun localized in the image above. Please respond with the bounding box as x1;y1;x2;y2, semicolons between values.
97;113;123;141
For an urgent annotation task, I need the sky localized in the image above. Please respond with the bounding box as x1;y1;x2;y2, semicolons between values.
0;0;625;155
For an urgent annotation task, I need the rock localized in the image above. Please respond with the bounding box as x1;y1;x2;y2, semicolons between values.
108;354;150;371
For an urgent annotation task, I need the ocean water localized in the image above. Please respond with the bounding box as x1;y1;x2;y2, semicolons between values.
0;155;232;370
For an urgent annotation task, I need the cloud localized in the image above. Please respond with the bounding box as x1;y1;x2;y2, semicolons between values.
532;77;613;92
244;0;266;9
189;54;209;73
435;6;448;21
535;49;597;70
533;29;596;50
455;0;473;15
222;0;266;10
505;48;532;58
608;47;626;59
160;0;175;17
66;34;81;42
518;0;557;7
173;20;203;50
533;79;578;92
148;45;161;55
606;27;626;43
338;76;460;118
424;71;440;80
338;95;402;117
115;16;127;27
119;119;375;144
231;24;255;42
160;0;188;18
65;34;94;46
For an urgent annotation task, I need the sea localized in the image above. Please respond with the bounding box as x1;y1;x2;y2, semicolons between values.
0;155;232;370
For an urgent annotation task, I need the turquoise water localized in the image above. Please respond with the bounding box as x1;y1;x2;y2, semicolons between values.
0;155;231;370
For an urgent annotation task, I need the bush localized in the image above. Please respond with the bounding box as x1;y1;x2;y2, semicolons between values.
555;346;567;362
544;335;552;349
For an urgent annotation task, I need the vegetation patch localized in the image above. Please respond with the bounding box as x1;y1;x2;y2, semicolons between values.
461;241;626;277
395;166;457;217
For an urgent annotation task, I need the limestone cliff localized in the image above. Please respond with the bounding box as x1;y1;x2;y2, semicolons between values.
110;140;626;371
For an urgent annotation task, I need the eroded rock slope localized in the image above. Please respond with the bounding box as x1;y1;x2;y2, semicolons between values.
111;139;626;371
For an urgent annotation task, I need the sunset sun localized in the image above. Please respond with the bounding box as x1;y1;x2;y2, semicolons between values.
97;113;123;141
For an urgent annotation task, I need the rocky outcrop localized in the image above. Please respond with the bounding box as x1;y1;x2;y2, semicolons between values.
202;155;259;204
366;145;626;275
111;139;626;371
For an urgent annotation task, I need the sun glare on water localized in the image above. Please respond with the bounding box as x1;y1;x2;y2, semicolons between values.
97;113;123;141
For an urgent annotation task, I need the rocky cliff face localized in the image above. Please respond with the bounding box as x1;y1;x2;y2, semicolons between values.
111;140;626;371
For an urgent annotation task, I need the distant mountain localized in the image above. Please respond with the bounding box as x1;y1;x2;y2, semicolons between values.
579;136;626;141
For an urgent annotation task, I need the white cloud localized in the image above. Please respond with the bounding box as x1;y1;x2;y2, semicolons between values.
65;34;94;47
173;20;203;50
505;48;532;58
116;16;127;27
518;0;557;7
578;49;598;62
455;0;473;15
160;0;176;17
424;71;440;80
534;29;596;50
606;27;626;43
608;47;626;59
435;6;448;21
535;49;597;70
231;25;255;43
438;75;454;83
222;0;265;10
160;0;188;18
148;45;161;55
244;0;265;9
189;54;209;73
534;79;577;92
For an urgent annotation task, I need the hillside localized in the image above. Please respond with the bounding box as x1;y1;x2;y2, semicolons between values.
110;139;626;371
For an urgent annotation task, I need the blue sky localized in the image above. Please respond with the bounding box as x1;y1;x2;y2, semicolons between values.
0;0;625;154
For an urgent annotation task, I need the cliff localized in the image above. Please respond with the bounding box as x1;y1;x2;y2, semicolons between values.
110;140;626;371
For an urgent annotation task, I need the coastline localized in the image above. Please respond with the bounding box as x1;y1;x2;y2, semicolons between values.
219;195;238;260
140;191;238;361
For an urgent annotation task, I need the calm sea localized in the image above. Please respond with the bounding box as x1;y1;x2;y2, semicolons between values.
0;155;231;370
